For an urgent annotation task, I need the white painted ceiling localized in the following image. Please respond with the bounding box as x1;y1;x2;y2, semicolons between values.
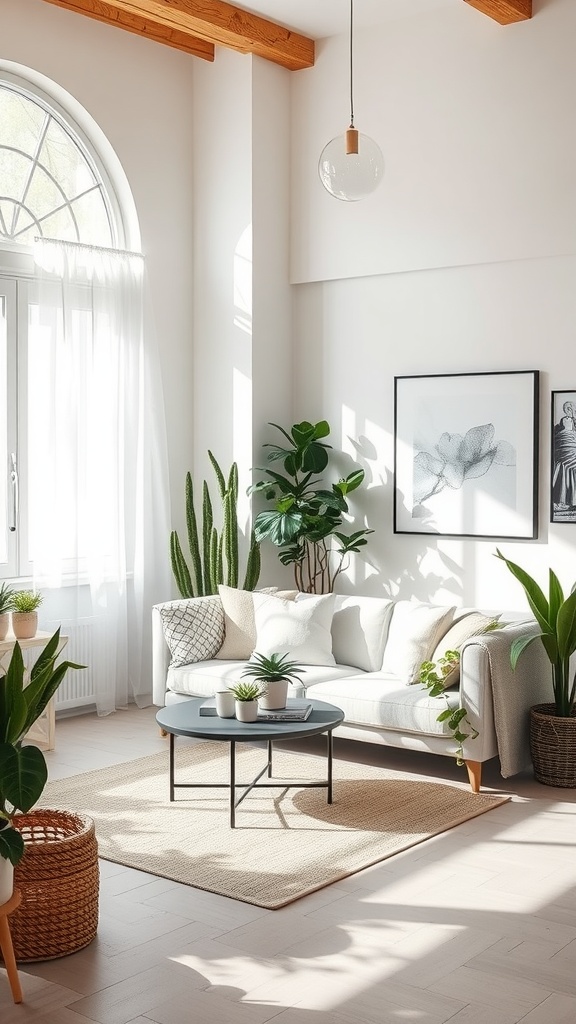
237;0;455;38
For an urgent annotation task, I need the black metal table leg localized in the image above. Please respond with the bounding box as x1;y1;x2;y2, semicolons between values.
327;729;333;804
169;733;175;802
230;740;236;828
267;739;273;778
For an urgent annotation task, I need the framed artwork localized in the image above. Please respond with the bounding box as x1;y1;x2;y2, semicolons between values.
551;390;576;523
394;370;539;539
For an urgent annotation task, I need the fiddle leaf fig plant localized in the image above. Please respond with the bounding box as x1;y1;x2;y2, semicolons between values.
249;420;373;593
0;629;84;866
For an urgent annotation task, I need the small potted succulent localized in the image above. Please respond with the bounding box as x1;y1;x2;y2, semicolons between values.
0;582;15;641
227;680;267;723
241;652;304;710
11;590;43;640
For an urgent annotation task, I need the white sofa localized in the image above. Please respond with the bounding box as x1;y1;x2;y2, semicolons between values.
152;590;550;793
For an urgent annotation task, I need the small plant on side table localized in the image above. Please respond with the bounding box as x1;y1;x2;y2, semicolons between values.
11;591;43;613
419;651;479;765
11;590;43;640
0;583;15;641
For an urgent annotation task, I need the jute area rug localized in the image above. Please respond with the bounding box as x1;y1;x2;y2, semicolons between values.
42;742;509;909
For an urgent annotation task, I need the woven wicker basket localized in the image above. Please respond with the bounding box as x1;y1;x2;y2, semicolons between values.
529;704;576;788
8;808;99;962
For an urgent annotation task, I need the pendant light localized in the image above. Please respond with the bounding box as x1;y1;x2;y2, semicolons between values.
318;0;384;202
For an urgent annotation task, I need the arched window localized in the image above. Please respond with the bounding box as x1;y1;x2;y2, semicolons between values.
0;79;117;248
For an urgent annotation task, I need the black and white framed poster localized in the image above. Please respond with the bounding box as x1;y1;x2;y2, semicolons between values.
551;390;576;523
394;370;539;539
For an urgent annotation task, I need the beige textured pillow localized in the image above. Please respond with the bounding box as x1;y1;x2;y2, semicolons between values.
215;586;295;660
430;612;501;688
381;601;456;683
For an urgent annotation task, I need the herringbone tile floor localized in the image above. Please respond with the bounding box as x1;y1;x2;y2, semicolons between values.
2;706;576;1023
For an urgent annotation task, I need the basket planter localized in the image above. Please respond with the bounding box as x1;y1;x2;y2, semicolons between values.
8;808;99;962
529;704;576;788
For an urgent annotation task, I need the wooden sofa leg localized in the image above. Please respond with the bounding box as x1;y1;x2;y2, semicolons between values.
465;760;482;793
159;728;168;738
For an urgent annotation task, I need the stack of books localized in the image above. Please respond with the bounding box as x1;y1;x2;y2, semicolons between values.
257;699;313;722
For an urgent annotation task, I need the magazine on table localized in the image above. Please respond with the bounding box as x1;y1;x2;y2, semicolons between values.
257;699;313;722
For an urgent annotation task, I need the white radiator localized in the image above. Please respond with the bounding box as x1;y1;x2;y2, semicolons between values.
54;619;97;710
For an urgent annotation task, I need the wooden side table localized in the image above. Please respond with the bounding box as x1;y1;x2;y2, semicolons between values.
0;889;23;1003
0;631;69;751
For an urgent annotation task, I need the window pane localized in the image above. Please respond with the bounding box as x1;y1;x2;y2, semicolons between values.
40;117;95;198
0;89;45;157
69;189;113;247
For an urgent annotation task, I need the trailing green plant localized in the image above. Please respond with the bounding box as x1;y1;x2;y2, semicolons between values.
241;652;304;686
170;451;261;598
0;583;15;615
11;590;43;613
419;651;479;765
249;420;373;593
227;680;267;702
495;548;576;718
0;629;83;866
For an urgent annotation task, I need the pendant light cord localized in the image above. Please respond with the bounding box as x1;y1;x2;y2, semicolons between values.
349;0;355;129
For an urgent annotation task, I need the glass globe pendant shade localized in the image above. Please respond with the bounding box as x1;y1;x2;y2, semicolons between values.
319;126;384;202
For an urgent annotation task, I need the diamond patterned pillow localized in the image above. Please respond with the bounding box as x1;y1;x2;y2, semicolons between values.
158;597;224;667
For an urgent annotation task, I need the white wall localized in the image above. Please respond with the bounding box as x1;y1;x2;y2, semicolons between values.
289;0;576;609
1;0;196;544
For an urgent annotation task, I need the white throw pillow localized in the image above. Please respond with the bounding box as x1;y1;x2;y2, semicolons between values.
159;597;224;667
216;586;296;660
252;592;336;666
331;595;394;672
381;601;456;683
430;611;502;688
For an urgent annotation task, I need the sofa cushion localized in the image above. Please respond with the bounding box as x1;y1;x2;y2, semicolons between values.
167;660;358;699
331;595;394;672
306;674;460;736
381;601;456;683
158;597;224;667
430;611;502;688
252;592;336;665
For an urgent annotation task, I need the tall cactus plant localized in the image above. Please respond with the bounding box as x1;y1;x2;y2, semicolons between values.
170;452;261;598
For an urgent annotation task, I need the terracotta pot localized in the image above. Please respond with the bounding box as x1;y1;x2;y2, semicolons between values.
235;699;259;723
529;703;576;787
11;611;38;640
0;611;9;641
259;679;289;710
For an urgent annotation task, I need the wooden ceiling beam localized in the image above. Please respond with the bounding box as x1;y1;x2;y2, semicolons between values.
463;0;532;25
43;0;214;59
40;0;315;70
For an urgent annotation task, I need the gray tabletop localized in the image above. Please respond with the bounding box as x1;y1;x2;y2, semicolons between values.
156;698;344;743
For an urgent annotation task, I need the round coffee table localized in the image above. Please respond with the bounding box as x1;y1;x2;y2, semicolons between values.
156;698;344;827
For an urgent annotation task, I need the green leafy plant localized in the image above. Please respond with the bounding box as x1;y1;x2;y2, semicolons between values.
0;583;15;615
241;652;304;686
11;590;43;613
495;548;576;717
228;680;267;702
249;420;373;593
170;451;261;598
0;630;83;866
419;651;479;765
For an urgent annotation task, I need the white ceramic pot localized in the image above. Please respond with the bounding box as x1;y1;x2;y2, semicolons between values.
259;679;289;710
0;853;14;906
0;611;9;641
11;611;38;640
235;699;259;723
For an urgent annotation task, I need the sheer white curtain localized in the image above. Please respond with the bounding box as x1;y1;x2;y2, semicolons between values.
30;237;171;714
